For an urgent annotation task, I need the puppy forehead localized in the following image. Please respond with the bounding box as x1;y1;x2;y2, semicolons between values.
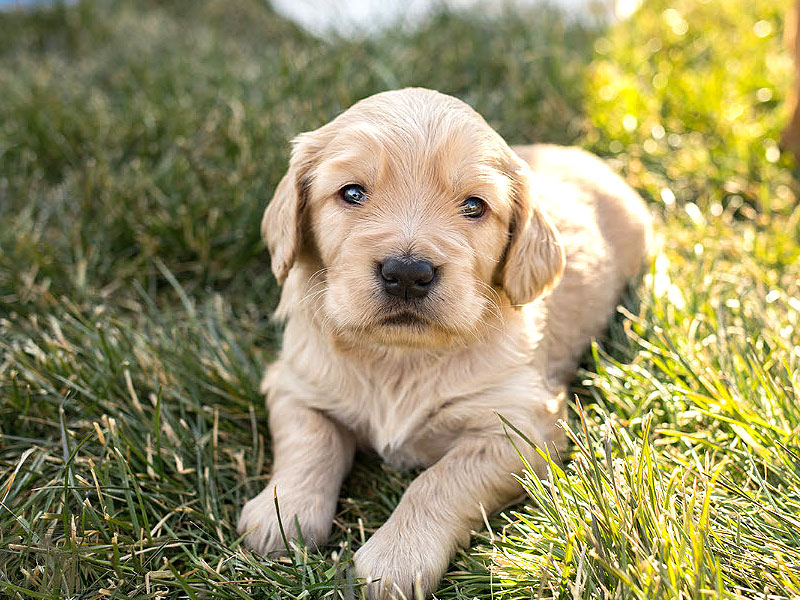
315;115;514;202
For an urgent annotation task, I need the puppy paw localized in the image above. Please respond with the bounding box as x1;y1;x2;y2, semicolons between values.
353;523;452;599
237;482;334;555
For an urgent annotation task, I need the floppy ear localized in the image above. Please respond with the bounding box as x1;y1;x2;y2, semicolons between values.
501;162;566;306
261;132;320;284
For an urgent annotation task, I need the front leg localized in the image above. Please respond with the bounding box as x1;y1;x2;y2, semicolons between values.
238;396;355;554
354;432;546;599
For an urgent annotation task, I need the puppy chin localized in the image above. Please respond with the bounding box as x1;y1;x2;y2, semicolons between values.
371;321;453;349
335;312;485;351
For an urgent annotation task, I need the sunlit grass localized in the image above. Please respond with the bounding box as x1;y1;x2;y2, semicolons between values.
484;1;800;597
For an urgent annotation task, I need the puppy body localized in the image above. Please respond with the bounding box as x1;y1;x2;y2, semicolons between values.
238;89;651;598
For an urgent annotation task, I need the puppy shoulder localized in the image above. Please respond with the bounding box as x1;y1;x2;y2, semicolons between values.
516;143;605;173
515;143;652;276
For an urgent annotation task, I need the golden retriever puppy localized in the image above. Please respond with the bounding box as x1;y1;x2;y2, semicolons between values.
238;88;651;598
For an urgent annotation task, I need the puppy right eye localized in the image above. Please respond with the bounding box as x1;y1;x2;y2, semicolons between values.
339;184;367;205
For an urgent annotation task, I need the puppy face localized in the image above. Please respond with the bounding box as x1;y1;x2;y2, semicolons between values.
263;89;565;348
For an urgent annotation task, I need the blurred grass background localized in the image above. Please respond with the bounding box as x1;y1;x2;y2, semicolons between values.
1;0;799;598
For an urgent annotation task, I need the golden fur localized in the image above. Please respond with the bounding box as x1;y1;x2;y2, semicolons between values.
781;0;800;154
238;88;652;598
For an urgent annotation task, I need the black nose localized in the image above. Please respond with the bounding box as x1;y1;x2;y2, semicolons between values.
380;257;435;300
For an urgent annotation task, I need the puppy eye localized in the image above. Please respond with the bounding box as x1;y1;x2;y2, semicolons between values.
339;184;367;205
460;197;486;219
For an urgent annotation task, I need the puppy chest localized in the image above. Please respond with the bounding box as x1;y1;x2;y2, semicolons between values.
356;385;509;470
295;373;448;468
344;389;445;469
276;328;538;468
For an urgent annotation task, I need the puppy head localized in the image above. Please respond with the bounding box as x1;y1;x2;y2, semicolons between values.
263;88;564;348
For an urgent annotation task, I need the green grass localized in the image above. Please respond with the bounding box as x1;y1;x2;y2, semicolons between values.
1;0;799;598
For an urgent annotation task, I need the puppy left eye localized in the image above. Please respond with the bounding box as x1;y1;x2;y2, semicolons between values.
460;197;486;219
339;184;368;205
